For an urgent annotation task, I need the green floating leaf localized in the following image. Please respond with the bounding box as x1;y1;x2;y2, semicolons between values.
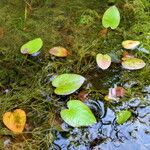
122;58;146;70
96;53;111;70
61;100;97;127
102;6;120;29
52;74;85;95
21;38;43;54
116;110;132;124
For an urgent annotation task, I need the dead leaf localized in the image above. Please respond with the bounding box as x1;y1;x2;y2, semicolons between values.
49;47;69;57
96;53;111;70
99;28;109;37
105;86;126;101
122;51;134;59
3;109;26;134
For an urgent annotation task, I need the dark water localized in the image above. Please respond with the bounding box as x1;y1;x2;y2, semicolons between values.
51;101;150;150
50;82;150;150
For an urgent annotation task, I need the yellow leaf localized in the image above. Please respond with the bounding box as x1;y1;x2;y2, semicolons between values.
3;109;26;134
49;47;69;57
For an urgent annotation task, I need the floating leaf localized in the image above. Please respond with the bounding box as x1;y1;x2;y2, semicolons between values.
3;109;26;133
96;53;111;70
116;110;132;124
122;58;146;70
21;38;43;54
49;47;69;57
60;100;97;127
122;40;140;50
102;6;120;29
52;74;85;95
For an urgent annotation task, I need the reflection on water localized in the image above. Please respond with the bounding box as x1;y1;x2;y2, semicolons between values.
51;95;150;150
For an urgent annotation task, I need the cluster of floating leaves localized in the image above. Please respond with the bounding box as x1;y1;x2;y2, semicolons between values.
96;40;146;70
2;37;147;132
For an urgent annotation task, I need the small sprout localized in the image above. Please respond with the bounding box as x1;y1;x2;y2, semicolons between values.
122;40;140;50
52;74;85;95
116;110;132;124
102;6;120;29
21;38;43;54
3;109;26;134
96;53;111;70
122;57;146;70
49;47;69;57
60;100;97;127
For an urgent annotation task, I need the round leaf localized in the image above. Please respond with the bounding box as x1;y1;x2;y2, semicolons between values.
52;74;85;95
49;47;68;57
116;110;132;124
122;40;140;49
102;6;120;29
96;53;111;70
21;38;43;54
60;100;97;127
3;109;26;133
122;58;146;70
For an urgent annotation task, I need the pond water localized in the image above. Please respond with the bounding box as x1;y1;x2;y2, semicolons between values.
0;0;150;150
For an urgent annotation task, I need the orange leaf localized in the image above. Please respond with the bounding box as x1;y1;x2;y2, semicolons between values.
96;53;111;70
3;109;26;134
49;47;69;57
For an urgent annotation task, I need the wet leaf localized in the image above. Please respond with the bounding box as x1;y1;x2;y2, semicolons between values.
60;100;97;127
3;109;26;133
122;58;146;70
21;38;43;54
122;40;140;49
102;6;120;29
52;74;85;95
96;53;111;70
49;47;69;57
116;110;132;124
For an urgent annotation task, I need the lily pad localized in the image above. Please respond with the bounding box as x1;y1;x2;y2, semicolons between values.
96;53;111;70
21;38;43;54
122;58;146;70
116;110;132;124
60;100;97;127
122;40;140;50
102;6;120;29
52;74;85;95
49;47;69;57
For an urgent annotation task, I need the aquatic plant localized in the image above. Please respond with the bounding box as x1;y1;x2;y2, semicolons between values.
20;38;43;54
52;74;85;95
102;6;120;29
116;110;132;124
96;53;111;70
60;100;97;127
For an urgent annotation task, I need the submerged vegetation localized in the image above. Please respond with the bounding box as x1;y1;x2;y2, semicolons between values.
0;0;150;149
